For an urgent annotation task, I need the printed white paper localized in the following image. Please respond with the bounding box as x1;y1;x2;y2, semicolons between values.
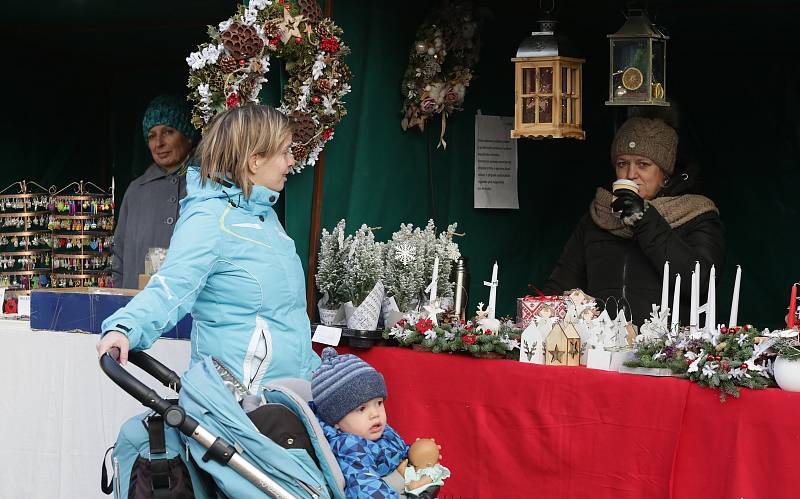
474;114;519;209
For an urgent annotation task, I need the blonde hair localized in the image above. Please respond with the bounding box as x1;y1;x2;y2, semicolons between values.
196;105;292;198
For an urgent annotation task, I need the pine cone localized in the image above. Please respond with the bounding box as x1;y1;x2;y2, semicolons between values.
335;63;352;82
315;78;334;93
291;143;308;162
263;19;282;40
221;23;264;59
298;0;322;23
316;20;333;38
238;77;258;100
219;55;238;74
290;112;316;143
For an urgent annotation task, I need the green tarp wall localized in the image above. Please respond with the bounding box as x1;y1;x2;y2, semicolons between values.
3;1;799;328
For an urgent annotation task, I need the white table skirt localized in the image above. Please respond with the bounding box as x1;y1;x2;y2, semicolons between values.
0;320;190;499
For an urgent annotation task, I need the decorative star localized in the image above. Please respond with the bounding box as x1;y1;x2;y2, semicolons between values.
568;341;579;359
548;344;565;364
279;8;305;43
423;300;445;326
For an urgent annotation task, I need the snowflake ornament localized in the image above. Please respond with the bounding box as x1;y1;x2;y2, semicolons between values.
394;243;417;265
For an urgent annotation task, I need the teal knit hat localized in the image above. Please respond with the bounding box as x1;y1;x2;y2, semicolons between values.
142;95;199;143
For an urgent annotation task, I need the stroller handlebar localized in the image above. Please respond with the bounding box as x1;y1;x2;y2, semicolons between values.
100;352;299;499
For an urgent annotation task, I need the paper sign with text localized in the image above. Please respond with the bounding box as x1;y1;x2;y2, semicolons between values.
474;114;519;209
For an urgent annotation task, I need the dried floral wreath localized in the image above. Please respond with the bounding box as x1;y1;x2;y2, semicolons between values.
186;0;352;172
400;1;483;148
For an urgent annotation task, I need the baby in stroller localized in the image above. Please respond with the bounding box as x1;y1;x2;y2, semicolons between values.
311;347;446;498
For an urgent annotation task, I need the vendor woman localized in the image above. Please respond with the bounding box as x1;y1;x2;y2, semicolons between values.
542;117;724;325
111;95;198;289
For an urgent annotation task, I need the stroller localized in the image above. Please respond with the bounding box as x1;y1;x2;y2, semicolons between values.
100;350;347;499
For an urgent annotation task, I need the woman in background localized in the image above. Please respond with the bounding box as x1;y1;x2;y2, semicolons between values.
112;95;198;289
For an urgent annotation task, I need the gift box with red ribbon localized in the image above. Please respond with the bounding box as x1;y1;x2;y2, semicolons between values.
516;295;567;328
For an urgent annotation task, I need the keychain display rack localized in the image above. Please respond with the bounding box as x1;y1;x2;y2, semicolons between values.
49;181;114;288
0;181;54;290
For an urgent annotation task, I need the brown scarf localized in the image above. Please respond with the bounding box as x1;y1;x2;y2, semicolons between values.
590;187;719;238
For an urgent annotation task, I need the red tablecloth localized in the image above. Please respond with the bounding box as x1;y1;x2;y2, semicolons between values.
326;346;800;499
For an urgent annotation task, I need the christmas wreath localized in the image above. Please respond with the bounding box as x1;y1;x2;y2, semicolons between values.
400;1;483;148
186;0;352;172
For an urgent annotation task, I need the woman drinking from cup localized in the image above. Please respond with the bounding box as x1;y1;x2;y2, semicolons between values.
542;117;724;324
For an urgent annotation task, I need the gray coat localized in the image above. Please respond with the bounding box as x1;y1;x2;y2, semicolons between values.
111;164;186;289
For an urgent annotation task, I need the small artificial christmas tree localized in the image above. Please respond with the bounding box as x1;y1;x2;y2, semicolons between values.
316;219;351;311
345;224;384;306
383;220;460;312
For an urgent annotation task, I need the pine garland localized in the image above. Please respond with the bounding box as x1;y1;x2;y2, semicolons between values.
626;325;774;401
384;313;520;358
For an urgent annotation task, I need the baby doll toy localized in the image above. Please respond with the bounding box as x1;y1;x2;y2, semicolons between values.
403;438;451;498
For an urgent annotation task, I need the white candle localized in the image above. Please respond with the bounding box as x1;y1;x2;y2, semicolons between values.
483;261;499;320
671;273;681;330
427;256;439;302
729;265;741;327
690;269;699;330
706;265;716;331
111;176;115;206
660;260;670;314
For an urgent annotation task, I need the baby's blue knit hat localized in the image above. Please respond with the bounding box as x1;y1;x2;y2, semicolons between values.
312;347;387;426
142;94;199;143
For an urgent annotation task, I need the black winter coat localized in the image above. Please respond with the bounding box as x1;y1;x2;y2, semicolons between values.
542;207;725;325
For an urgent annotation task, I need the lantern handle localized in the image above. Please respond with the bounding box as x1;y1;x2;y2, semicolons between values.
539;0;555;15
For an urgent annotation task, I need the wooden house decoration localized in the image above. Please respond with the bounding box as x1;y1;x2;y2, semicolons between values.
511;19;585;140
545;322;581;366
519;320;546;364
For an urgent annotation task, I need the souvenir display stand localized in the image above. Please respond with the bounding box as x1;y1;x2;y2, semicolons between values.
48;181;114;288
0;181;53;291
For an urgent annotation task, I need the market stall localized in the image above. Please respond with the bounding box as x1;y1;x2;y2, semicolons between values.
2;0;800;498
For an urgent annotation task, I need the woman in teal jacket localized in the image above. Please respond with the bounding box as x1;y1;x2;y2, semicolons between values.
97;105;320;389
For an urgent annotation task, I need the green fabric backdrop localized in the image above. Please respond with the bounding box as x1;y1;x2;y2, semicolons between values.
1;1;798;328
286;0;800;329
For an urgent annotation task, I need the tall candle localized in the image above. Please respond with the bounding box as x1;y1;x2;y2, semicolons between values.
111;176;115;207
671;274;681;330
729;265;741;327
660;261;670;314
706;265;716;331
483;261;499;320
788;283;798;328
427;256;439;302
690;269;699;330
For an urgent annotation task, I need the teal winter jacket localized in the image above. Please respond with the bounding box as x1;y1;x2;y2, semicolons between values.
102;167;320;388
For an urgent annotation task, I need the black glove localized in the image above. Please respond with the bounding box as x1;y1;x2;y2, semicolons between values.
611;189;645;227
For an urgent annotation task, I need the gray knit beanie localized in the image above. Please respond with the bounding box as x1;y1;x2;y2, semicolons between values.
611;117;678;175
311;347;387;426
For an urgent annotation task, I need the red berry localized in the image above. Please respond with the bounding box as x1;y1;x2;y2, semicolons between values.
716;355;723;361
744;324;752;332
312;96;321;103
295;36;302;44
740;363;748;369
720;326;728;334
238;59;246;65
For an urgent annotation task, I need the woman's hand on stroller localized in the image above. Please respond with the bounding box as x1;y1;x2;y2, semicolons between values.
97;331;130;365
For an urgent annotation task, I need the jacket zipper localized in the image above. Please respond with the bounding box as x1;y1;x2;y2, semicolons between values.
113;456;120;499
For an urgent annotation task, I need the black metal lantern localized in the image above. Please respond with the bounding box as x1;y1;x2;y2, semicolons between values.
606;8;669;106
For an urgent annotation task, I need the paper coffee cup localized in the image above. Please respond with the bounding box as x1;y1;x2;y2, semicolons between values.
611;179;639;206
